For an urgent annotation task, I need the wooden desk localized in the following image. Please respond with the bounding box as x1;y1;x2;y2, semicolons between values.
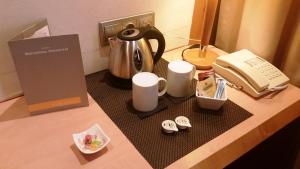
0;47;300;169
0;96;151;169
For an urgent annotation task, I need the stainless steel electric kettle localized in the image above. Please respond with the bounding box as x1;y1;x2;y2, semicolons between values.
108;26;165;79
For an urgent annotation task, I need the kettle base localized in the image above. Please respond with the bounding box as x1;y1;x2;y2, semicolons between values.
103;71;132;89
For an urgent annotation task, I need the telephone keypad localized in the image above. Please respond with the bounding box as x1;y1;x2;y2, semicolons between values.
252;61;283;81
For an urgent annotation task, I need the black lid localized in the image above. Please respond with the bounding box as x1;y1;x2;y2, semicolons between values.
117;28;144;41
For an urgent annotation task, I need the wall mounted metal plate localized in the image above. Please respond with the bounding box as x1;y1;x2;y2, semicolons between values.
99;12;155;46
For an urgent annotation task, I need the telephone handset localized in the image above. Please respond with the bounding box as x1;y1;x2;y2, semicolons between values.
212;49;289;97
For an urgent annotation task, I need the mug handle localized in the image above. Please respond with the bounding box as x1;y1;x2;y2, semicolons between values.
158;77;168;97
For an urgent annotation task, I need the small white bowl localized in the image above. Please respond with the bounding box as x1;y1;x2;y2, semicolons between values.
175;116;191;129
162;120;178;133
196;81;227;110
72;124;111;154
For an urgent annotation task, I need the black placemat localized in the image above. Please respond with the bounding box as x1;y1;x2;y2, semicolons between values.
86;59;252;169
126;98;168;119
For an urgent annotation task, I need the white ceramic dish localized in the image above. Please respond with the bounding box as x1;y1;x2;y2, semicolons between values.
162;120;178;133
175;116;192;129
72;124;111;154
196;79;227;110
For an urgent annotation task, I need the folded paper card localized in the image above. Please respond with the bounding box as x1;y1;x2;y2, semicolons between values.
8;20;88;114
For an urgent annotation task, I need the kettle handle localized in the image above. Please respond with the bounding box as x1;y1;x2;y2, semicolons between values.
143;26;165;64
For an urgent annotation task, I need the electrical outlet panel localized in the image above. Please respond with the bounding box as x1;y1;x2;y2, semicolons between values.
99;12;155;46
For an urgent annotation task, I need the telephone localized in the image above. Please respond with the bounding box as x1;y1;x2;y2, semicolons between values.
212;49;289;97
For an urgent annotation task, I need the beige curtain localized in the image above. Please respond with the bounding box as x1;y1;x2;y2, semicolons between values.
215;0;300;87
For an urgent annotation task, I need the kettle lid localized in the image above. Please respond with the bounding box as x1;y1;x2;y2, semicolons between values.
117;28;144;41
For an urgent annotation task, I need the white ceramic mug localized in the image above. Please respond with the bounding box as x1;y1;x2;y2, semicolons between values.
132;72;168;112
167;60;196;97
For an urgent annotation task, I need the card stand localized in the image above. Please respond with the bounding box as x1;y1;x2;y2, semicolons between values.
196;81;227;110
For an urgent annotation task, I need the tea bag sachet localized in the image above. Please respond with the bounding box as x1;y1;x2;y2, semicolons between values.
197;71;217;98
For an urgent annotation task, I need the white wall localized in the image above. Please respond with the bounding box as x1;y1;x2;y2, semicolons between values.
0;0;194;101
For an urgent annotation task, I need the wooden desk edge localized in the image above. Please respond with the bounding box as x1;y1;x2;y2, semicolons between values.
192;99;300;169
